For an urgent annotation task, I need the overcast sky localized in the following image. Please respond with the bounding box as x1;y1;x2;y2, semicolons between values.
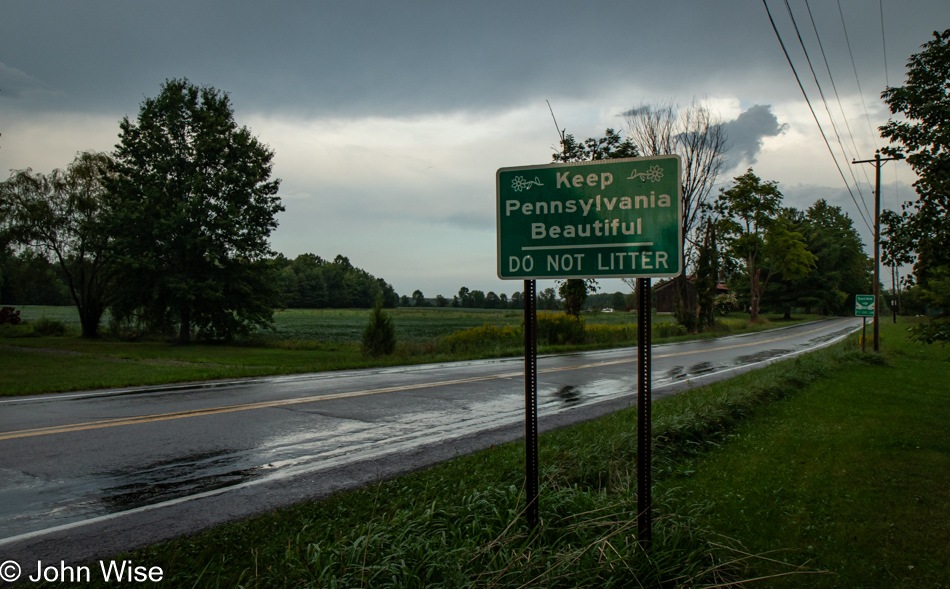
2;1;946;298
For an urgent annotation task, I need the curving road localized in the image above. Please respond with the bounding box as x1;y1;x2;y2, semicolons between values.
0;318;860;564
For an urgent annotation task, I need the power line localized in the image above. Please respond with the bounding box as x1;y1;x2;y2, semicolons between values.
790;0;874;222
761;0;873;234
836;0;880;151
880;0;890;87
803;0;876;204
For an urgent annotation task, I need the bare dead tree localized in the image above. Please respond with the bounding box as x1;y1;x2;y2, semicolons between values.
621;99;729;324
624;99;728;261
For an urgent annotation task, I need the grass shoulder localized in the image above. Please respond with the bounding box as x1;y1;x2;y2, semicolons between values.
667;319;950;587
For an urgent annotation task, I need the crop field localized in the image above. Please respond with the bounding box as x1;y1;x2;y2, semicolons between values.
8;305;670;344
1;305;814;397
267;308;523;343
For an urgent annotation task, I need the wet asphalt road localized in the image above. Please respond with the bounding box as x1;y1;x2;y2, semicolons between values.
0;318;860;564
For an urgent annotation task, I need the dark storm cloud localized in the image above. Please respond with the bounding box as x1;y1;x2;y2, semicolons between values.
721;104;788;170
0;63;60;99
619;106;651;118
2;0;945;120
0;1;787;117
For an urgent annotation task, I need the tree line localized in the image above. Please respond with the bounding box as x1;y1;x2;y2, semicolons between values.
275;253;398;310
397;286;561;310
0;249;400;311
2;79;347;341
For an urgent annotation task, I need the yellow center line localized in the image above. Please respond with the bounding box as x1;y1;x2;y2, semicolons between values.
0;320;851;441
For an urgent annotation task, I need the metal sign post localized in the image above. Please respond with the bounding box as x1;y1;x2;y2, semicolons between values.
496;156;682;536
523;279;539;528
636;277;652;548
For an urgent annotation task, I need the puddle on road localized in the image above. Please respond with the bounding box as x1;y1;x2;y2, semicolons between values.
96;450;266;510
658;361;721;385
666;366;687;380
809;325;860;344
688;361;716;375
542;379;634;407
734;349;790;365
0;450;271;540
551;385;583;407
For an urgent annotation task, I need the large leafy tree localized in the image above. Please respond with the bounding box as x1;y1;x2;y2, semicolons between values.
880;29;950;343
763;201;870;318
1;152;113;337
280;254;397;309
289;253;329;309
104;79;284;342
800;200;870;315
717;170;816;322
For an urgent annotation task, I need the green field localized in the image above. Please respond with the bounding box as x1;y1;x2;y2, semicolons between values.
50;319;946;588
6;305;667;342
268;307;525;343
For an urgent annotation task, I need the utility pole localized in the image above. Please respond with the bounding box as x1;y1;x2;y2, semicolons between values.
853;150;898;352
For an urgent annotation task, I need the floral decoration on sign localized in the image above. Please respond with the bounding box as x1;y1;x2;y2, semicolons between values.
511;176;544;192
627;165;664;183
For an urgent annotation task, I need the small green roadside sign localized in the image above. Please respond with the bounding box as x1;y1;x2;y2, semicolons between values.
855;295;875;317
496;156;683;280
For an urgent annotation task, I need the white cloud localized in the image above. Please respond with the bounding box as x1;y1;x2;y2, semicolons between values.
0;111;119;174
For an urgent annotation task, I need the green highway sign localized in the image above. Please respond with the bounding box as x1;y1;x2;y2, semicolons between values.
496;156;683;280
855;294;875;317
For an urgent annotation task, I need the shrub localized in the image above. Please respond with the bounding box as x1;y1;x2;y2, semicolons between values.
674;304;699;333
441;323;522;352
653;322;688;338
584;322;637;345
710;318;747;334
714;292;738;316
0;324;34;338
31;316;69;337
0;307;22;325
536;312;586;345
361;303;396;357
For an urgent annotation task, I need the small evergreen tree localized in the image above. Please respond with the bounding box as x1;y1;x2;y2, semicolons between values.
694;217;719;330
361;299;396;357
